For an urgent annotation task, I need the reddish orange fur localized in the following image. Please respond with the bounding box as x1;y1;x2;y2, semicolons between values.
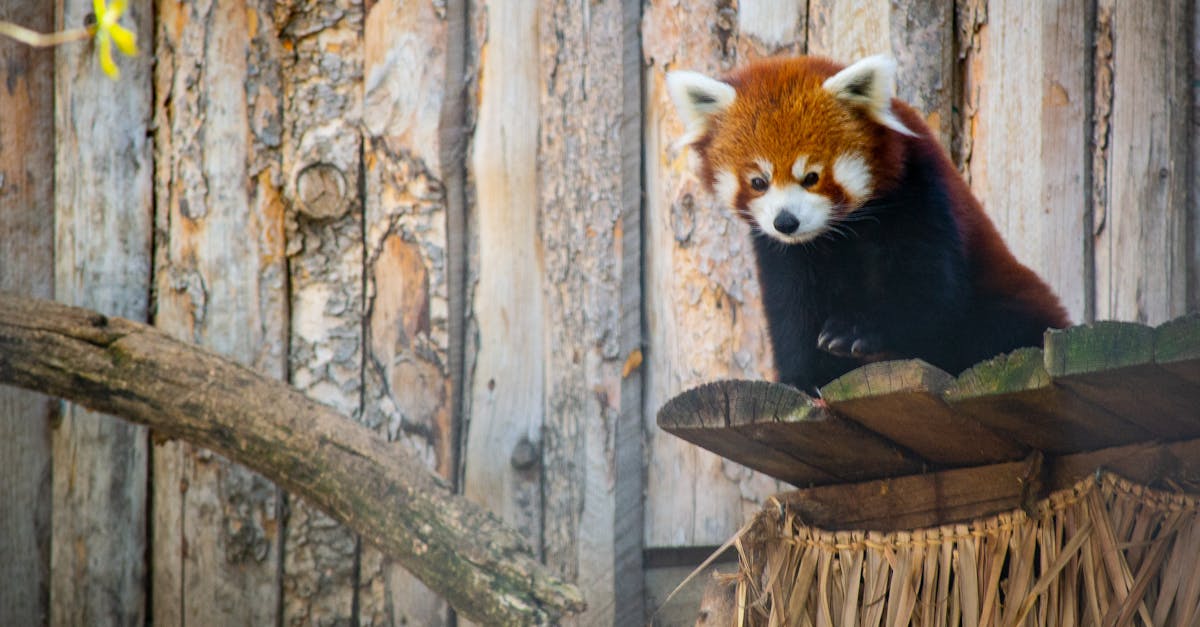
693;56;1069;330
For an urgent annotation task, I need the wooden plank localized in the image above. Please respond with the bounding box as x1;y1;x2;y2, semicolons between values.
642;0;803;549
1154;314;1200;386
822;360;1026;466
360;0;460;623
659;380;921;485
535;0;645;622
946;348;1150;452
461;0;544;577
1045;323;1200;439
152;1;285;624
0;1;53;623
959;0;1092;323
51;0;153;624
1093;0;1191;325
807;0;954;147
276;2;366;624
774;460;1031;531
659;382;841;486
775;438;1200;531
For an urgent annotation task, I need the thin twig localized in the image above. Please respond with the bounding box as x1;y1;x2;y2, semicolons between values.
0;21;90;48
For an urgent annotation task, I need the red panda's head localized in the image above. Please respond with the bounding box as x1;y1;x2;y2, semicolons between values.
667;55;917;245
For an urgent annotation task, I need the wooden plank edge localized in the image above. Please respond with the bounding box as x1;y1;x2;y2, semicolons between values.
773;438;1200;531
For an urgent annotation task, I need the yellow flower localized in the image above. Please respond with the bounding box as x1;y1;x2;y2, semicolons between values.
89;0;137;79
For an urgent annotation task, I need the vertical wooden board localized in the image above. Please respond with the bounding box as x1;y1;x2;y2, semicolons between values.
462;0;544;571
152;1;286;625
51;0;153;625
0;2;54;623
273;2;366;624
642;2;804;548
1192;0;1199;315
537;0;644;622
961;0;1091;323
360;0;458;623
807;0;954;147
1093;0;1191;324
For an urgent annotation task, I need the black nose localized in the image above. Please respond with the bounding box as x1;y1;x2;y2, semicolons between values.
773;212;800;234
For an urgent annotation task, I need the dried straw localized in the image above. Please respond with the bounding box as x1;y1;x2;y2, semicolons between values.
731;472;1200;626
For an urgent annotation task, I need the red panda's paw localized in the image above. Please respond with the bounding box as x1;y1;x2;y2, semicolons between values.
817;316;884;360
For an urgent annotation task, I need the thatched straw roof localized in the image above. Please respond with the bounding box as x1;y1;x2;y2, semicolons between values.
729;472;1200;626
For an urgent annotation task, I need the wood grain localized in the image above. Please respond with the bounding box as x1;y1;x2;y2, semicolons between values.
946;348;1148;452
1093;0;1191;324
807;0;954;147
822;360;1026;466
361;0;459;622
51;0;153;624
152;2;285;624
0;1;53;623
0;295;585;625
775;438;1200;531
1045;323;1200;439
536;0;645;622
642;0;803;550
658;380;920;485
462;0;545;576
277;3;366;624
960;0;1091;323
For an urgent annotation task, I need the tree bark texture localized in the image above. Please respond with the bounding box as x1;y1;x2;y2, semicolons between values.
153;2;287;624
0;294;585;625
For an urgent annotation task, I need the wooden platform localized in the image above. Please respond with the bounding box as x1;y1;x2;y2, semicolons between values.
657;316;1200;529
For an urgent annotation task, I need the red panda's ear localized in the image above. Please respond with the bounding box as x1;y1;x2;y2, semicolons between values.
822;56;916;137
666;71;736;143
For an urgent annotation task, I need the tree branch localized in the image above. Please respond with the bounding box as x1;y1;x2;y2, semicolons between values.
0;294;584;624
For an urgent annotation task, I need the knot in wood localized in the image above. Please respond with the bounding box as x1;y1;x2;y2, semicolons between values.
294;162;349;219
510;437;539;471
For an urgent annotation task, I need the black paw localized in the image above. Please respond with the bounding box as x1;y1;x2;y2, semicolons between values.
817;317;884;359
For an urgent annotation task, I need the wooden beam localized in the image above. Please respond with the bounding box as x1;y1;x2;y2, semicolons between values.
642;0;807;547
946;348;1149;452
958;0;1092;323
152;2;284;623
822;360;1027;466
1092;0;1191;325
535;0;646;622
0;295;585;624
52;1;153;624
0;1;53;623
658;380;920;485
775;439;1200;531
1045;323;1200;438
361;0;461;623
462;0;546;589
279;3;367;623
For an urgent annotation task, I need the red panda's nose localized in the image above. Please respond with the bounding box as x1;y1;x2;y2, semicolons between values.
773;211;800;235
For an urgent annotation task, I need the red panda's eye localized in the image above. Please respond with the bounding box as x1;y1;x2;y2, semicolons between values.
750;176;769;192
802;172;819;188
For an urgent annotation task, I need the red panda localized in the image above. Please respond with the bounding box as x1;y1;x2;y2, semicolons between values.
667;55;1070;393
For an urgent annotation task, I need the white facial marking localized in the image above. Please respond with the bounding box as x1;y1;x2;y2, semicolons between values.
714;169;739;207
833;153;873;202
748;183;832;244
753;159;774;179
790;156;822;182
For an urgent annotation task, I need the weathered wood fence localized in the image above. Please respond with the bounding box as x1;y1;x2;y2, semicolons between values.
1;0;1196;624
